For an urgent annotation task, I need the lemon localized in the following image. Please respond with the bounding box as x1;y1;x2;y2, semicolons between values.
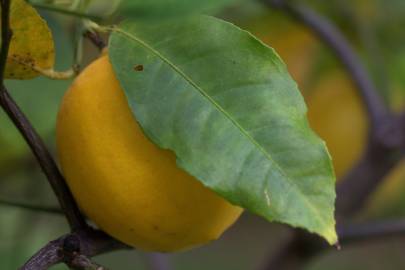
56;55;243;252
306;70;369;179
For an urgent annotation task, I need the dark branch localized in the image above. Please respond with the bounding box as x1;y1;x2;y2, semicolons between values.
0;2;129;269
0;197;63;214
0;0;86;231
0;1;133;269
261;0;388;131
19;237;62;270
258;1;405;269
0;88;86;230
259;0;405;219
260;0;405;220
259;0;404;222
19;228;129;270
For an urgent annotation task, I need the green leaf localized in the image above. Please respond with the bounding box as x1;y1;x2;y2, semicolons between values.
119;0;242;19
109;16;337;244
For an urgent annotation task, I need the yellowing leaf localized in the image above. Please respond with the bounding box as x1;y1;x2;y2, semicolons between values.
3;0;55;79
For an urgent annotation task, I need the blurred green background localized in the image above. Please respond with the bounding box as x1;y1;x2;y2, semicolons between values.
1;0;405;269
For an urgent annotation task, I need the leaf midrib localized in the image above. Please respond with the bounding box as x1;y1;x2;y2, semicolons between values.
113;26;330;233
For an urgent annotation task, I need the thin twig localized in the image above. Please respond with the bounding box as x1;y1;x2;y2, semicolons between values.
0;197;63;214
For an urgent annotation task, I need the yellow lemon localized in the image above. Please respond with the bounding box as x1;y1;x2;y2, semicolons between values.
257;27;318;88
306;70;369;179
305;70;405;217
56;55;243;252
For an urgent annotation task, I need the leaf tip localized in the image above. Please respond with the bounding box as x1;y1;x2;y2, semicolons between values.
321;224;338;246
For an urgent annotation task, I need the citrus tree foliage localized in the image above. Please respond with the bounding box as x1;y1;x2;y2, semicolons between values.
2;0;338;245
109;16;337;244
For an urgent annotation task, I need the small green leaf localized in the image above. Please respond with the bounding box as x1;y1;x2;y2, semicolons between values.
119;0;242;19
109;16;337;244
1;0;55;79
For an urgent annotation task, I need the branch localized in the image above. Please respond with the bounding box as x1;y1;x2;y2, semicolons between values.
260;0;405;219
258;1;405;269
0;88;86;230
19;228;129;270
0;2;129;269
0;0;86;231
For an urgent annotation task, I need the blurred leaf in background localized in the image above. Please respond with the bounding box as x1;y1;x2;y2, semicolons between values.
118;0;245;20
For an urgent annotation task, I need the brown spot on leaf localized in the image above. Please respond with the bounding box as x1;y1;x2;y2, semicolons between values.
133;64;144;72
